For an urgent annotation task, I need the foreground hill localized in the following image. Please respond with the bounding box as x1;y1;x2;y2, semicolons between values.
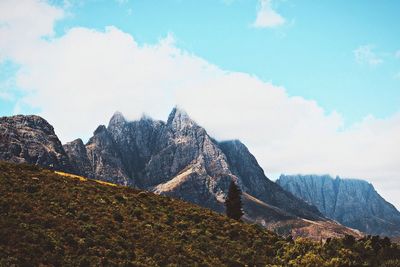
277;174;400;237
0;111;360;239
1;162;400;266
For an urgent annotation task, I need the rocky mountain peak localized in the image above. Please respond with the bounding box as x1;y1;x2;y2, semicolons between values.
108;111;126;129
167;107;196;131
94;125;107;135
2;115;55;135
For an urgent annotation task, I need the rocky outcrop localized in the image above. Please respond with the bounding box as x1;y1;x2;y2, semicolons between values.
0;115;73;172
85;125;131;185
63;138;93;178
277;175;400;237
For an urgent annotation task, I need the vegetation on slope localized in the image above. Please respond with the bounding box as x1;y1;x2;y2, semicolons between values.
0;161;399;266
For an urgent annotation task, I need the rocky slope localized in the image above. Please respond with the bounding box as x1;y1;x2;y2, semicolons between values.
219;140;321;220
277;174;400;237
0;115;73;173
0;110;361;239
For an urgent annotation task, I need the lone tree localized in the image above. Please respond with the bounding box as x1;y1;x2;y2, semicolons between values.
225;180;243;221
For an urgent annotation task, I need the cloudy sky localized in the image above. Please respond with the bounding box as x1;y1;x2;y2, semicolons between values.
1;0;399;208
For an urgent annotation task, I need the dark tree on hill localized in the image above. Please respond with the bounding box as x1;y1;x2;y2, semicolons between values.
225;181;243;221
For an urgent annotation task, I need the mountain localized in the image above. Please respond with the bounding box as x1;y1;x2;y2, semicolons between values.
277;174;400;237
65;108;333;230
0;115;73;173
0;110;360;239
1;161;399;266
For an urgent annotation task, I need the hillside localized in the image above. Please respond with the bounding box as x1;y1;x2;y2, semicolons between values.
277;174;400;237
1;162;400;266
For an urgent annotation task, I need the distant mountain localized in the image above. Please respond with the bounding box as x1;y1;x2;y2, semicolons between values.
0;110;360;239
277;174;400;237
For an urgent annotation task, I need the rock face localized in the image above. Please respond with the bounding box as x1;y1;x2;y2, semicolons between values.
82;108;244;212
63;138;93;178
85;125;131;186
0;115;73;172
277;175;400;237
219;140;321;220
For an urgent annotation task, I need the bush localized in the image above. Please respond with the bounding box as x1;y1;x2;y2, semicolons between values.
113;211;124;223
115;194;126;203
78;212;90;221
131;207;143;218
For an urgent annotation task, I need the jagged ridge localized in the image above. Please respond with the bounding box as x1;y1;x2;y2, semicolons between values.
277;174;400;237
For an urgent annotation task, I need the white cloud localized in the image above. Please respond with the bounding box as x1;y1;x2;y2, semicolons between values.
2;1;400;210
252;0;285;28
0;0;64;63
354;45;383;66
395;50;400;59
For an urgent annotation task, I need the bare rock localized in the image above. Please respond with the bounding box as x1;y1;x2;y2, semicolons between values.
63;138;93;178
0;115;73;172
277;174;400;236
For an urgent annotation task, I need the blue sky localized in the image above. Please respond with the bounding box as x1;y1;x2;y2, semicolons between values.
43;0;400;125
0;0;399;207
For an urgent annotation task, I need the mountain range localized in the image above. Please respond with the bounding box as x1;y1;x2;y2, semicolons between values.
2;108;395;238
277;175;400;237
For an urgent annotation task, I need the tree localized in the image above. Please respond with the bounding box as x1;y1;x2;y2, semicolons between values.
225;181;243;221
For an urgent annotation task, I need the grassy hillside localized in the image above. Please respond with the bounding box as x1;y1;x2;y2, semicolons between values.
0;162;399;266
